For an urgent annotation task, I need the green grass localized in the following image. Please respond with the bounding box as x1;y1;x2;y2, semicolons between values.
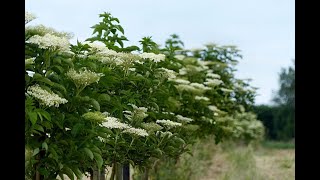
261;140;295;149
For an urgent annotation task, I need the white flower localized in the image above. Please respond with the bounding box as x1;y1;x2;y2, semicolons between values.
190;83;211;91
25;57;35;65
221;88;233;93
175;84;197;93
158;68;177;79
26;71;35;77
123;127;149;137
139;52;165;63
101;117;131;129
124;104;148;121
174;55;185;60
176;115;193;123
27;84;68;107
179;68;188;75
168;78;190;84
25;11;36;24
27;34;70;51
206;73;221;79
156;119;182;128
195;96;210;101
208;105;219;112
66;68;104;87
204;79;223;86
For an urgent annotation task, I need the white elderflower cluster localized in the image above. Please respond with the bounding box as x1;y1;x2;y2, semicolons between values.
124;104;148;121
27;84;68;107
156;119;182;128
206;73;221;79
25;24;74;39
66;68;104;87
162;111;175;115
25;11;36;24
204;79;223;86
175;84;197;93
190;83;211;91
141;122;163;132
101;117;131;130
178;68;188;75
208;105;220;112
174;54;185;60
123;127;149;137
27;34;70;51
139;52;166;63
221;88;233;93
25;57;35;65
176;115;193;123
158;68;177;79
168;78;190;85
195;96;210;101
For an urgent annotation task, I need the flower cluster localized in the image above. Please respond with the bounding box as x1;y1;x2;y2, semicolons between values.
176;115;193;123
141;122;163;132
168;78;190;84
139;52;166;63
204;78;223;86
25;11;36;24
124;104;148;121
156;119;182;128
25;58;35;65
195;96;210;101
101;117;131;130
66;68;104;87
27;34;70;51
157;68;177;79
221;88;233;93
26;84;68;107
123;127;149;137
82;111;106;123
206;73;221;79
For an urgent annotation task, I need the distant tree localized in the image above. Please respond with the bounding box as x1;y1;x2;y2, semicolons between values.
272;60;295;140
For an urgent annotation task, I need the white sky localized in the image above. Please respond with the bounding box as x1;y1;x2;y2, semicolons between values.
26;0;295;105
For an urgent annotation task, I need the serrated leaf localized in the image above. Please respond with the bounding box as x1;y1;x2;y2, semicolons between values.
71;123;83;136
83;148;94;160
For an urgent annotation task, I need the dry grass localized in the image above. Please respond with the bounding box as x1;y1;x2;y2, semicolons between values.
200;143;295;180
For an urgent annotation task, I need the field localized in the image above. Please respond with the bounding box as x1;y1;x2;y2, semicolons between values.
201;142;295;180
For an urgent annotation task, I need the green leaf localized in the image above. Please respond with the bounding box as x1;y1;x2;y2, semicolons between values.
32;73;54;86
93;152;103;169
62;167;75;180
90;99;100;111
42;142;48;151
28;111;38;125
70;167;83;179
98;94;111;102
97;132;110;139
71;123;83;136
83;148;94;160
33;124;44;132
32;148;40;156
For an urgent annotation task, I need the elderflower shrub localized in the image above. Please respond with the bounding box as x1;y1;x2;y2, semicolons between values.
25;10;263;180
139;52;166;63
156;119;182;128
66;68;104;87
26;84;68;107
27;33;70;51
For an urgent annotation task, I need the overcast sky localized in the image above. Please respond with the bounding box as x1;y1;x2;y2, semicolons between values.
26;0;295;105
